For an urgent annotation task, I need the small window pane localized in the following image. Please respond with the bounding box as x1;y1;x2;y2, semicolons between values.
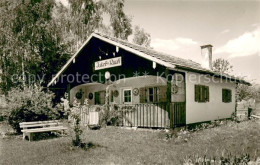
148;88;153;102
222;89;232;103
124;90;131;103
154;87;159;102
195;85;209;103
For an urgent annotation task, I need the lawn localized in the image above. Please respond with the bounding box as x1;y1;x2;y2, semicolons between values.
0;120;260;165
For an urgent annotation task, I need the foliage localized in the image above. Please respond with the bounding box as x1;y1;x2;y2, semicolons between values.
99;104;124;126
183;152;256;165
212;58;259;102
69;99;99;150
0;0;136;94
104;0;132;40
236;84;258;102
0;95;7;120
185;120;225;132
0;0;70;90
231;112;239;122
212;58;233;74
70;100;83;146
3;85;58;133
133;25;151;47
164;120;232;142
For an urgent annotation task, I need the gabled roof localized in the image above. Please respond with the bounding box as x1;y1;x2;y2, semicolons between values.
48;32;250;87
95;33;204;70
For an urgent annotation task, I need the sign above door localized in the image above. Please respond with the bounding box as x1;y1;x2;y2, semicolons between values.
95;57;122;70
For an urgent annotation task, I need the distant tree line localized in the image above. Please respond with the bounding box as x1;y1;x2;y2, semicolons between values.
213;58;260;102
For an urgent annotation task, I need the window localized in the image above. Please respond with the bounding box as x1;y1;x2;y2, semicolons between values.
94;91;105;105
140;86;166;103
94;92;100;105
222;89;232;103
195;85;209;102
123;89;132;103
148;87;159;102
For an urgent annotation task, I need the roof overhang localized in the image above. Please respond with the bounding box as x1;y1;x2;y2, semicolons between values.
175;65;251;85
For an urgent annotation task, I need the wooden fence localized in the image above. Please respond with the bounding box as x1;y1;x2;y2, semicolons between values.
75;102;185;129
70;106;99;127
119;102;185;128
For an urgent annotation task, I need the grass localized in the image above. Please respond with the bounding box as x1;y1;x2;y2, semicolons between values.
0;120;260;165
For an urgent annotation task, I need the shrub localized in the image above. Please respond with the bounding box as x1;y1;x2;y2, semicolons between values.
99;104;124;127
69;99;99;150
3;85;59;133
70;100;83;147
0;95;7;121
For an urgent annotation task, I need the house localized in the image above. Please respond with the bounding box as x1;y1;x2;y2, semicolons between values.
48;32;249;128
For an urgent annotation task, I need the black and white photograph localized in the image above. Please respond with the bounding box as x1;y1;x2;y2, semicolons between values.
0;0;260;164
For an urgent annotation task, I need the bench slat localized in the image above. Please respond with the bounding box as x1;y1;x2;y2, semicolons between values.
19;120;59;125
21;126;67;133
20;123;61;128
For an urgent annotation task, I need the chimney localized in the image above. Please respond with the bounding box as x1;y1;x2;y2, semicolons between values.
200;44;213;70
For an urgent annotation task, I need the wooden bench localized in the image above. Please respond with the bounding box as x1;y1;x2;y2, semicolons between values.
251;115;260;119
19;120;67;141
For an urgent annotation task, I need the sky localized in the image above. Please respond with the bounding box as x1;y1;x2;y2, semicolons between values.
57;0;260;83
123;0;260;83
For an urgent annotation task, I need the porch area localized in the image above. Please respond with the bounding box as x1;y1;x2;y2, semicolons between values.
77;102;185;129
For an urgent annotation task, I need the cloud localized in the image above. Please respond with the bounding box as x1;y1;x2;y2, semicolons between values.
151;37;198;53
252;23;259;27
175;37;197;45
215;27;260;58
220;29;230;34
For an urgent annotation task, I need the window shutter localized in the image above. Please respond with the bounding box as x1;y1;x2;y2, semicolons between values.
159;85;167;103
95;92;100;105
195;85;199;102
206;86;209;102
230;90;232;102
99;90;105;105
222;89;224;102
139;87;146;103
228;90;232;102
201;86;205;102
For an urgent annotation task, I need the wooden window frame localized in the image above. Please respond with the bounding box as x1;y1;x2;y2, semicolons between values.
123;88;132;104
147;87;160;103
140;85;166;103
195;85;209;103
222;89;232;103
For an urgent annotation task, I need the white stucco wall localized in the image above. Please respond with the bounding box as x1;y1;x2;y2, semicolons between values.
70;83;107;105
70;72;236;124
112;76;167;104
185;71;236;124
70;76;168;105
